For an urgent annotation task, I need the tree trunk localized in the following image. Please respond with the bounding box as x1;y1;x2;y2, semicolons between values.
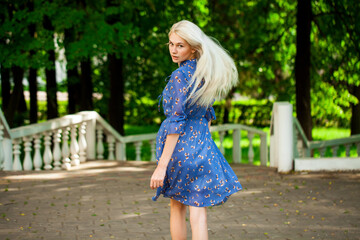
5;66;26;127
43;15;58;119
64;28;81;114
28;0;38;123
350;84;360;135
223;89;234;124
28;68;38;123
108;54;125;135
0;64;11;111
67;67;80;113
79;59;93;110
295;0;312;140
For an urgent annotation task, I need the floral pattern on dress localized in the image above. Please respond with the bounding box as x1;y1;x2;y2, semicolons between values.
152;58;242;207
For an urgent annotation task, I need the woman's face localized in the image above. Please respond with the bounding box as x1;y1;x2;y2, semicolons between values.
168;33;195;64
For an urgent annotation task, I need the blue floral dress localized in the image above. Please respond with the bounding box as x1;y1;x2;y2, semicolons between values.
152;58;242;207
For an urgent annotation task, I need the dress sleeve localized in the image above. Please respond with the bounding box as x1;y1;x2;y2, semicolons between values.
205;106;216;122
166;70;188;135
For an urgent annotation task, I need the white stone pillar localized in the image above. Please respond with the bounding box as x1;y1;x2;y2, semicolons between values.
78;122;87;163
3;138;13;171
270;102;293;173
12;139;22;171
53;129;62;170
43;132;53;170
70;125;80;166
107;135;115;160
96;126;104;159
23;137;33;170
61;127;71;170
85;119;96;160
33;134;43;171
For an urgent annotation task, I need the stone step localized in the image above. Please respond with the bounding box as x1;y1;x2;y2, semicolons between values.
295;157;360;171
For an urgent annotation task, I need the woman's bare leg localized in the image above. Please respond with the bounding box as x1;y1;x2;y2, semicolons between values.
170;199;187;240
189;206;208;240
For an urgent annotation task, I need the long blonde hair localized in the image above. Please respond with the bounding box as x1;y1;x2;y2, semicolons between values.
169;20;238;108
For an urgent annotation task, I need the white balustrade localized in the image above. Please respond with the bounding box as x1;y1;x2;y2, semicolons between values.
1;110;272;171
107;135;115;160
219;131;225;154
96;126;104;159
319;147;326;157
332;146;339;157
43;132;53;170
0;125;4;170
53;129;62;170
150;140;156;162
33;135;43;170
62;127;71;170
134;141;143;161
78;122;87;163
248;132;254;164
345;144;351;157
12;139;22;171
70;125;80;166
23;137;33;170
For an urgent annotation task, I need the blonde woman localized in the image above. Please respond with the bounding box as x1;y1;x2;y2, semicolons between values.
150;20;242;240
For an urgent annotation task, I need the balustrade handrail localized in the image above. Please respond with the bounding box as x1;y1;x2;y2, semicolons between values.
293;116;360;158
210;123;267;136
293;117;310;148
309;134;360;149
0;109;12;139
9;111;126;142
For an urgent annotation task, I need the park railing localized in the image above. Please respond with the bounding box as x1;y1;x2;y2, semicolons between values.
270;101;360;172
0;109;268;171
293;117;360;158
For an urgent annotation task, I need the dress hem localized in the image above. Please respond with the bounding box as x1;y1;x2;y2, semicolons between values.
152;186;242;208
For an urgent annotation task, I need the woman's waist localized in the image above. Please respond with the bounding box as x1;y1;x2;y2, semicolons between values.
164;115;208;122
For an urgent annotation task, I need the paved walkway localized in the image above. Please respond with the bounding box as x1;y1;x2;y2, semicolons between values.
0;161;359;240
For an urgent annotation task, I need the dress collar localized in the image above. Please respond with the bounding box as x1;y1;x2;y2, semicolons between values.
180;58;197;68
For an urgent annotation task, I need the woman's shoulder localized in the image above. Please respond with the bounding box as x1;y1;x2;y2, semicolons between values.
170;67;188;82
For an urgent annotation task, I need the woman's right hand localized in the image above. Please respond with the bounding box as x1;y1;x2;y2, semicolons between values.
150;165;167;190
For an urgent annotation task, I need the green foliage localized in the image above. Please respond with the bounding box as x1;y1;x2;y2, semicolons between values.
0;0;358;129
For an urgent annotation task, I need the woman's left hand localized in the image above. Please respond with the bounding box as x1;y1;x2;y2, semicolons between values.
150;165;167;190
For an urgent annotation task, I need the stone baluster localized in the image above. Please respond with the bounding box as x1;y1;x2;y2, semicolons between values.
319;147;326;157
96;126;104;159
12;139;22;171
62;127;71;170
332;146;339;157
345;144;351;157
43;132;53;170
70;125;80;166
150;140;156;162
232;128;241;164
260;134;267;166
78;122;87;163
23;137;33;170
107;135;115;160
134;141;142;161
219;131;225;154
248;132;254;164
53;129;62;170
33;135;43;170
0;124;4;170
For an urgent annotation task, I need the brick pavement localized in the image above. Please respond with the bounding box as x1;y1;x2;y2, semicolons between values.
0;160;359;240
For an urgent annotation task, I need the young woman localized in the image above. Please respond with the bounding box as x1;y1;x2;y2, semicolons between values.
150;20;242;240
